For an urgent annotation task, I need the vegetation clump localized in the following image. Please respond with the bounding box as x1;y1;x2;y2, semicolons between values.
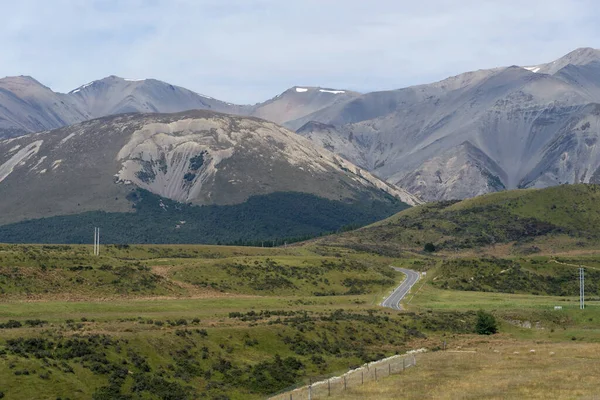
423;243;436;252
475;310;498;335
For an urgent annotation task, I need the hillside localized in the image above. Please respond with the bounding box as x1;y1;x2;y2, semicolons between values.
295;48;600;201
317;184;600;255
0;110;418;243
0;190;408;245
250;86;360;128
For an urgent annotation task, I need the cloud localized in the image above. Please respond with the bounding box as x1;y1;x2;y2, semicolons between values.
0;0;598;103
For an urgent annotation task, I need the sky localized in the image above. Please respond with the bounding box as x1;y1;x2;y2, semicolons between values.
1;0;599;104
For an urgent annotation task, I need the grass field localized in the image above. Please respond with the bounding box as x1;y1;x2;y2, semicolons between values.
0;243;442;399
332;341;600;399
4;185;600;400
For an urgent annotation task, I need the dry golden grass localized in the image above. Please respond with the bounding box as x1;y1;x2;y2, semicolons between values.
331;341;600;400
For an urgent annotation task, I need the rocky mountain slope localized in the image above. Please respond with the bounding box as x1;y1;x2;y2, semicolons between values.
250;86;360;127
0;110;419;228
4;47;600;203
295;48;600;201
0;76;353;140
0;75;254;139
0;76;87;137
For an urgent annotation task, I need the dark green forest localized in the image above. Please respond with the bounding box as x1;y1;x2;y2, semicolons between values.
0;190;408;245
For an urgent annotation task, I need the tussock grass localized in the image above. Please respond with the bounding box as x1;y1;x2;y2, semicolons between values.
332;342;600;399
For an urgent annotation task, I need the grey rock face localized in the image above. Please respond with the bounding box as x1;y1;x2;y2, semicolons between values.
294;48;600;201
0;110;420;225
296;121;368;169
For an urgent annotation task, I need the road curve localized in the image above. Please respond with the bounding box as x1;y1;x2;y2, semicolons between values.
381;267;421;310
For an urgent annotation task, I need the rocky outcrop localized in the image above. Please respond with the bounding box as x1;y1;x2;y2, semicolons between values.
0;110;420;225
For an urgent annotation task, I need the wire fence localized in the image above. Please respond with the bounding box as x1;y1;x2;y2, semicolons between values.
268;350;423;400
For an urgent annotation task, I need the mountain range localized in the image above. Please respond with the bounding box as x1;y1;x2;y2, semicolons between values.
1;47;600;212
295;47;600;200
0;75;356;139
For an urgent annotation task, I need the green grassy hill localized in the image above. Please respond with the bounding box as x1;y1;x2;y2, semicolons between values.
317;184;600;255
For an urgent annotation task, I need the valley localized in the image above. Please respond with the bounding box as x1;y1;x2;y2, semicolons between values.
2;185;600;399
4;4;600;400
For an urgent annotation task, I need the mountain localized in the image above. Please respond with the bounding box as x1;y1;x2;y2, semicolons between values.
295;47;600;201
249;86;360;127
0;76;88;137
316;184;600;256
68;75;250;118
0;110;419;243
0;75;251;139
296;121;368;169
0;76;355;140
4;47;600;203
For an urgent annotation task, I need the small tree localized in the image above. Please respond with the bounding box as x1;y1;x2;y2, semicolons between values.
423;242;436;253
475;310;498;335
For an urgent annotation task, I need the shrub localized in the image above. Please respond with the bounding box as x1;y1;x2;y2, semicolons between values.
475;310;498;335
423;243;436;252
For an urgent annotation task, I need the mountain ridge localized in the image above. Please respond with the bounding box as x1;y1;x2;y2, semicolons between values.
0;110;420;229
2;47;600;203
294;47;600;201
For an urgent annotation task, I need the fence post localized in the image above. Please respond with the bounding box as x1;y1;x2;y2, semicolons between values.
308;384;312;400
328;379;331;396
413;354;416;366
361;370;364;385
403;358;405;371
344;375;347;390
289;393;292;400
389;363;391;375
375;367;378;381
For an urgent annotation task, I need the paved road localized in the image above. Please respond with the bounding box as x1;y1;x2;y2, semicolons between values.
381;267;421;310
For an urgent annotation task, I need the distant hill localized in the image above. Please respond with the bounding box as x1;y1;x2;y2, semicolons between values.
317;184;600;255
251;86;360;128
0;110;418;243
0;75;353;140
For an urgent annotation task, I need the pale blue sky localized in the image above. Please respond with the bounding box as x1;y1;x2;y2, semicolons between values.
1;0;598;103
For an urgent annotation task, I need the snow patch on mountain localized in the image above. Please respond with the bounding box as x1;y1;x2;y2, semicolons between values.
69;81;95;94
524;66;541;73
319;89;346;94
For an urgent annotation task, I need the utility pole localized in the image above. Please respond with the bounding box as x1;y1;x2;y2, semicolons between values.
580;267;585;310
93;227;100;256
